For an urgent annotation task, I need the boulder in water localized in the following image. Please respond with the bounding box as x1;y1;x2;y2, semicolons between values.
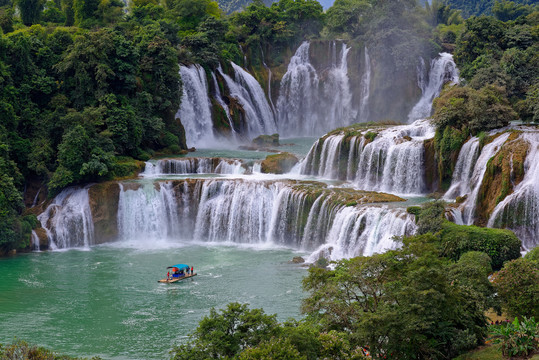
261;152;298;174
290;256;305;264
252;133;280;148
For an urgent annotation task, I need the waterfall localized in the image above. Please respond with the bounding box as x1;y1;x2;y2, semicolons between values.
218;64;277;138
416;57;427;94
488;132;539;249
211;72;237;139
31;230;40;251
276;41;355;136
37;187;94;249
455;133;511;225
444;138;480;199
359;47;371;121
306;206;417;262
299;120;436;195
276;42;319;136
177;65;214;148
142;158;245;176
117;182;181;241
408;53;459;122
322;42;355;131
108;178;416;257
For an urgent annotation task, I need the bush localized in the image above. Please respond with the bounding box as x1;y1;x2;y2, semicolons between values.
439;221;521;270
490;317;539;357
494;258;539;318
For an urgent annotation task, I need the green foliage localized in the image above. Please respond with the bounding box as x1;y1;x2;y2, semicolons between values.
439;221;521;270
433;85;517;135
237;337;307;360
443;0;536;18
0;339;103;359
490;317;539;357
171;302;280;359
494;257;539;318
16;0;44;25
492;0;535;21
302;234;489;359
415;200;446;235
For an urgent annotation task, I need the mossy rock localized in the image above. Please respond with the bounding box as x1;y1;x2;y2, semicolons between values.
88;182;121;244
260;152;298;174
475;135;527;226
253;133;280;147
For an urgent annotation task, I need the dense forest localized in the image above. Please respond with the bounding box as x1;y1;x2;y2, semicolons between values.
0;0;538;357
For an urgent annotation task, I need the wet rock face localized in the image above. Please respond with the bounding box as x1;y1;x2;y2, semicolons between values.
475;135;529;226
89;182;121;244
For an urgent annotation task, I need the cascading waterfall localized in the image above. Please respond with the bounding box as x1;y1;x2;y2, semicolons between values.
177;65;214;148
142;158;245;176
111;178;415;258
488;132;539;249
408;53;459;122
322;42;355;130
359;47;371;121
276;42;319;136
31;230;40;251
444;138;480;200
276;41;355;136
306;206;417;261
218;63;277;137
117;182;181;241
452;133;511;225
37;187;94;249
299;120;436;195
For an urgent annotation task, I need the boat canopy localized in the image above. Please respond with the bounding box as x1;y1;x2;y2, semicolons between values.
167;264;189;270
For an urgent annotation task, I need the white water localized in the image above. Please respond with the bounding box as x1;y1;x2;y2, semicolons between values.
219;63;277;138
306;206;416;262
408;53;459;122
37;187;94;249
488;132;539;249
31;230;40;251
111;178;415;258
299;120;436;195
359;47;371;121
444;138;480;199
455;133;511;225
276;41;355;136
117;182;181;241
177;65;214;148
142;158;245;176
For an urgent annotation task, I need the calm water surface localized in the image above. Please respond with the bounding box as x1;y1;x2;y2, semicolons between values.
0;244;307;359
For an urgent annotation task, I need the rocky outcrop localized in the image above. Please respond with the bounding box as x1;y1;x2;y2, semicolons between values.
261;152;298;174
88;182;120;244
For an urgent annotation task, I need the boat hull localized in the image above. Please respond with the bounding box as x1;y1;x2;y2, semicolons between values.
158;273;197;283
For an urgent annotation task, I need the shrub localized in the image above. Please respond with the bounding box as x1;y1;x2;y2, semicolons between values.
490;317;539;357
494;258;539;318
439;221;521;270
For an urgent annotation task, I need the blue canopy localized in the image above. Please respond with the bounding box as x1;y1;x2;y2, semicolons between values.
167;264;189;270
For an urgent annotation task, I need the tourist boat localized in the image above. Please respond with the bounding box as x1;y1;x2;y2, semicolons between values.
158;264;197;283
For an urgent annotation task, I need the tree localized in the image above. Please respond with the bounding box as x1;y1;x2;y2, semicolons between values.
171;302;281;360
16;0;44;25
302;234;489;359
494;257;539;318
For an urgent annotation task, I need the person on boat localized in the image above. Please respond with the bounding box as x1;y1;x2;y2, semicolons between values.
167;271;170;280
186;267;190;275
191;266;194;274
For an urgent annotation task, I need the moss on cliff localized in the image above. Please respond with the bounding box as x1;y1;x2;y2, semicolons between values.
475;133;527;226
434;126;469;191
89;182;121;244
261;152;298;174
